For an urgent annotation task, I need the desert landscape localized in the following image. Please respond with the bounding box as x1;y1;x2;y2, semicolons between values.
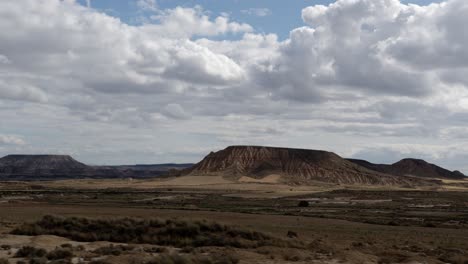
1;146;468;263
2;0;468;263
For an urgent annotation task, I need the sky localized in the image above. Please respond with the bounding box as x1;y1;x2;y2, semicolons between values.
77;0;441;39
1;0;468;172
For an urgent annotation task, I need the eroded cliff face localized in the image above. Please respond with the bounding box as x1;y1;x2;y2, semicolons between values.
347;158;466;180
184;146;424;185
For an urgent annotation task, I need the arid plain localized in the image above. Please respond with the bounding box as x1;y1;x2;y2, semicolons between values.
1;146;468;263
1;175;468;263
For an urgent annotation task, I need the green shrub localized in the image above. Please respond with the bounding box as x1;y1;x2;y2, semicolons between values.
13;215;301;249
287;231;298;238
146;253;191;264
49;260;72;264
89;260;111;264
93;245;134;256
0;244;11;250
60;243;73;249
46;248;73;260
29;258;47;264
144;247;168;254
146;253;239;264
15;246;47;258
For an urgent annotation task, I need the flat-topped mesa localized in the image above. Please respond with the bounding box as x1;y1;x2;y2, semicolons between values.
0;154;88;169
184;146;423;186
347;158;466;180
0;155;194;180
0;155;90;178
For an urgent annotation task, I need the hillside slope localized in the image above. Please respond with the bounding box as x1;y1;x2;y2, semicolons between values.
347;158;466;180
183;146;427;185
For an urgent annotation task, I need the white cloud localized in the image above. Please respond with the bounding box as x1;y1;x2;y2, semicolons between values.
0;135;25;146
0;79;48;102
162;103;190;120
241;8;272;17
0;55;10;64
0;0;248;97
137;0;157;11
146;6;253;38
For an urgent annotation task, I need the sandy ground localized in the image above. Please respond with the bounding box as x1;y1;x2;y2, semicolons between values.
23;176;341;198
238;174;281;183
26;176;467;193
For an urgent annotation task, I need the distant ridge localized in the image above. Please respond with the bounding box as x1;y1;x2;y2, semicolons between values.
0;154;87;171
182;146;428;186
0;155;94;179
347;158;466;180
0;155;192;180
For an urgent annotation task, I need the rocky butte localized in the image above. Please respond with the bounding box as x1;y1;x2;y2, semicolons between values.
182;146;433;186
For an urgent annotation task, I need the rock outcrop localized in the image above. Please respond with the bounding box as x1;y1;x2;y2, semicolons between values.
183;146;426;185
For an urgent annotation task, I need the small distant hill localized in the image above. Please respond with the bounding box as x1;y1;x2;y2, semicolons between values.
110;163;194;172
182;146;427;186
0;155;192;180
347;158;466;180
102;163;194;178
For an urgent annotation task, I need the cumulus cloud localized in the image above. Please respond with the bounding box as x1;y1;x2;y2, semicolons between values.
163;40;246;85
269;0;437;98
0;0;248;99
146;6;253;38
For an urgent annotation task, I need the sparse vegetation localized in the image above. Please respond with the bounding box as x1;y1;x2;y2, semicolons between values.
46;248;73;260
29;258;47;264
146;253;239;264
0;245;11;250
144;247;168;254
0;258;8;264
15;246;47;258
12;215;302;249
89;261;111;264
287;230;298;238
49;260;72;264
59;243;73;249
2;184;468;263
93;244;134;256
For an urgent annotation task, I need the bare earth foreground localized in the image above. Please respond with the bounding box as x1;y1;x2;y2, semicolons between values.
1;176;468;263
